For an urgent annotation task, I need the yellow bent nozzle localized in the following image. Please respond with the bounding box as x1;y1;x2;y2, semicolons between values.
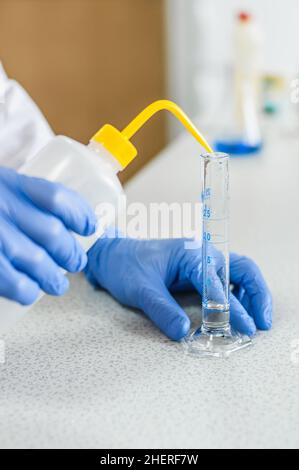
91;100;213;169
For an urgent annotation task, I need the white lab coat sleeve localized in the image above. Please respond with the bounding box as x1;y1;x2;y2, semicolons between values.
0;63;54;170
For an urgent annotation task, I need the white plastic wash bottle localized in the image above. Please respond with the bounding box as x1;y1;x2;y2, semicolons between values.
0;100;213;333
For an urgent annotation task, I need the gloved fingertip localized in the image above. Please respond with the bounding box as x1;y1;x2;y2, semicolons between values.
79;252;88;271
244;319;257;337
233;313;256;337
256;307;273;331
166;316;191;341
19;293;39;306
230;294;257;337
257;318;272;331
263;320;272;330
247;326;257;337
70;251;88;272
83;214;97;237
14;280;40;306
53;276;69;296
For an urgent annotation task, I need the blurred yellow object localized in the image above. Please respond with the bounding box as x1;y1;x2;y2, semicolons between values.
92;100;213;169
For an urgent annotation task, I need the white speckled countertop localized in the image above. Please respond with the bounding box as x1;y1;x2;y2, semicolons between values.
0;128;299;449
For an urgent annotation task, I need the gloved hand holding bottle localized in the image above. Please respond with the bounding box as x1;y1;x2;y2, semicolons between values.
85;236;272;341
0;167;96;305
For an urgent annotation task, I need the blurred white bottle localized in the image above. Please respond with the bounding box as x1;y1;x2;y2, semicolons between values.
215;12;263;154
234;11;263;148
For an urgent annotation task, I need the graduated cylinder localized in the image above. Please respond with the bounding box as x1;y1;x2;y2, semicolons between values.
201;152;230;334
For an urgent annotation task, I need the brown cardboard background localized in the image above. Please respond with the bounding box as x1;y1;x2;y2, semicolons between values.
0;0;167;181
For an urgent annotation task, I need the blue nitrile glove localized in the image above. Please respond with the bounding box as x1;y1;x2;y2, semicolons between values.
85;237;272;341
0;167;96;304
